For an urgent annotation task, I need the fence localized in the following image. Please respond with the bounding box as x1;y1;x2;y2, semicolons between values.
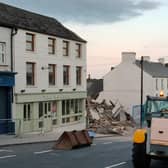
0;114;84;136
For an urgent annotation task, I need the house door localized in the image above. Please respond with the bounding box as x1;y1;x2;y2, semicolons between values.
0;87;8;133
38;102;52;132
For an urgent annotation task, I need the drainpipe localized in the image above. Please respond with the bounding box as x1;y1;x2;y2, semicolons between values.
11;27;18;72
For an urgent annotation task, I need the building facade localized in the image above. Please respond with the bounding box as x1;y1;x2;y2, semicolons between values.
98;52;168;115
0;2;87;134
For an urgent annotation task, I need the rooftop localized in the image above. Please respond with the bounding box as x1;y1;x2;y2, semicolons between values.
136;60;168;78
0;2;86;43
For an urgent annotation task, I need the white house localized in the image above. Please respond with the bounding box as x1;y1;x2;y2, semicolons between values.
0;2;87;134
98;52;168;115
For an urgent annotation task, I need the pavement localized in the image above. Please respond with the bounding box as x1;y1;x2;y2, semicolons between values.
0;130;131;147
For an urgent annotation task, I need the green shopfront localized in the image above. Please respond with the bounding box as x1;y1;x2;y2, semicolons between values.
0;72;15;134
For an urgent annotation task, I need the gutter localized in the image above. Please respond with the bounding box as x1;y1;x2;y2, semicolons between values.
11;27;18;72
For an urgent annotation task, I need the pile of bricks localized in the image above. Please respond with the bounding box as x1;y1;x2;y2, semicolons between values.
86;98;135;135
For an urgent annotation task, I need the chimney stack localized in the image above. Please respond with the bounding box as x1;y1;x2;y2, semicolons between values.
121;52;136;63
158;58;165;64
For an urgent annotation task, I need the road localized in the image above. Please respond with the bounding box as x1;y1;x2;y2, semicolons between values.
0;136;167;168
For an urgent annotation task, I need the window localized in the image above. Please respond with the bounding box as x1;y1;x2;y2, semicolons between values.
0;42;6;64
49;64;56;85
75;99;82;113
167;79;168;89
76;43;81;58
63;41;69;56
156;78;158;90
62;100;71;116
76;66;82;85
26;62;35;86
26;33;35;51
23;104;32;121
48;38;55;54
63;65;70;85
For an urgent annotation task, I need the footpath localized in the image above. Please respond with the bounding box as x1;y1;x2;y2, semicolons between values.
0;131;131;147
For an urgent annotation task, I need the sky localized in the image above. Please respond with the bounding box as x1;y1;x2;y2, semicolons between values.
0;0;168;78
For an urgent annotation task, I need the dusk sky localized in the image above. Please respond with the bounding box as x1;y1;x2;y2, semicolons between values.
0;0;167;78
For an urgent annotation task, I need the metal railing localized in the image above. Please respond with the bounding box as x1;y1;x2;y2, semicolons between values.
0;114;84;136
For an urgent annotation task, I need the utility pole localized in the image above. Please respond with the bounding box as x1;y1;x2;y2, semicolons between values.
140;56;144;128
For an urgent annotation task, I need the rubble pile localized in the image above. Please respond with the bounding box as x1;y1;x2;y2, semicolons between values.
86;98;135;135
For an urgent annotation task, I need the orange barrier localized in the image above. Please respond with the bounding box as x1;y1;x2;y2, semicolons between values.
53;130;92;150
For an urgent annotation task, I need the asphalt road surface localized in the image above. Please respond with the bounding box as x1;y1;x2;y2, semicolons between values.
0;136;167;168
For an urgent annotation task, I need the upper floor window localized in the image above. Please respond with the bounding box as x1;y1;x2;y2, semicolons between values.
63;65;70;85
48;38;55;54
26;62;35;86
0;42;6;64
63;41;69;56
76;43;81;58
26;33;35;51
76;66;82;85
49;64;56;85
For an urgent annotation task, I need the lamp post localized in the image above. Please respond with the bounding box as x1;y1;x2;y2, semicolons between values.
140;56;144;128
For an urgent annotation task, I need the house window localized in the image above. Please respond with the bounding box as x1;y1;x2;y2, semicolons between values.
26;62;35;86
76;43;81;58
0;42;6;64
63;41;69;56
63;65;70;85
76;66;82;85
161;79;164;90
62;100;70;116
156;78;158;90
26;33;35;51
49;64;56;85
23;104;32;121
48;38;55;54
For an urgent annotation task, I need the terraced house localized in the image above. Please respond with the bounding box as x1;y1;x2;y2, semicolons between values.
0;2;87;134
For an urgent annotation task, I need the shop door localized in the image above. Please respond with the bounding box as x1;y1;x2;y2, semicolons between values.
0;87;8;133
39;102;52;132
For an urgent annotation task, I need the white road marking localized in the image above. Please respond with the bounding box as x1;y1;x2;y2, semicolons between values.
34;150;53;155
0;149;13;152
105;162;127;168
103;142;113;145
0;155;16;159
91;143;96;146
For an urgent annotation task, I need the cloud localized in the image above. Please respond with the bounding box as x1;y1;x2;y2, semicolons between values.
1;0;161;24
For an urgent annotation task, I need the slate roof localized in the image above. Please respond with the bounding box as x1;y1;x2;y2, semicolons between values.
136;60;168;78
0;2;86;43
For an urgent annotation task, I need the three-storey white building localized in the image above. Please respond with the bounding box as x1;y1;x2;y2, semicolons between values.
0;2;87;134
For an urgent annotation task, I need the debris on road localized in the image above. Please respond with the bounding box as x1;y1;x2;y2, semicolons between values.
86;98;135;135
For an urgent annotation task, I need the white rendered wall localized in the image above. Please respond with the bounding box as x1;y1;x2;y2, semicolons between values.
98;59;154;114
13;29;86;94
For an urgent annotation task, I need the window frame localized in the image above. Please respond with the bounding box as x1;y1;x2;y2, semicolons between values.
23;103;32;121
26;33;35;51
76;43;81;58
48;38;55;54
0;42;6;64
76;66;82;85
26;62;35;86
63;65;70;85
48;64;56;86
63;41;69;56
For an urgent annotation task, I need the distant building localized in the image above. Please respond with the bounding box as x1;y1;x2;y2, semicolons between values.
0;2;87;134
97;52;168;114
87;78;103;99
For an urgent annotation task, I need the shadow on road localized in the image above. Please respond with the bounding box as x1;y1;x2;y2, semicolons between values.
151;160;168;168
